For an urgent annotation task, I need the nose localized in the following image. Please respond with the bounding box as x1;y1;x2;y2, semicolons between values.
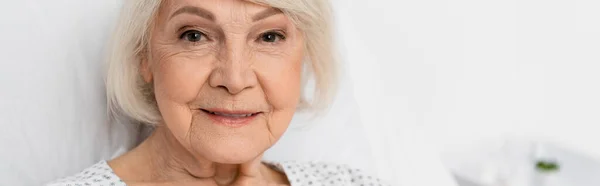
208;43;257;95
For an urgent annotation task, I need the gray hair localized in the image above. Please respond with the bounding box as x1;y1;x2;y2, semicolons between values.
106;0;337;125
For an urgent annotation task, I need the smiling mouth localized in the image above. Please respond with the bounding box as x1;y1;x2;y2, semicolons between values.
199;109;262;127
200;109;262;117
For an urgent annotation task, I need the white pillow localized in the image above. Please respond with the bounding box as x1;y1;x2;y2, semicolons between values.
0;1;138;185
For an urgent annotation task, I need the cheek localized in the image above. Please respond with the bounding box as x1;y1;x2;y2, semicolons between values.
256;34;305;111
266;63;302;109
257;55;302;108
253;47;304;136
152;51;214;140
153;56;211;101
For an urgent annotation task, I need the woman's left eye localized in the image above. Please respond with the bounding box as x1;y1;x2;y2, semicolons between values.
180;30;207;43
259;31;286;43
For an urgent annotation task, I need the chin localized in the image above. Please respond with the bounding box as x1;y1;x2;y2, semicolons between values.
187;125;273;164
192;137;268;164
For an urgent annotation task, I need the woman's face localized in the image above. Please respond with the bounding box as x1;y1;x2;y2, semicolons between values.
142;0;304;163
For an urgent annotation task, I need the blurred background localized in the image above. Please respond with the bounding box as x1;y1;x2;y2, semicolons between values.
341;0;600;185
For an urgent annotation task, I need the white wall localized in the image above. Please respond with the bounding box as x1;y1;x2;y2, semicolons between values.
346;0;600;165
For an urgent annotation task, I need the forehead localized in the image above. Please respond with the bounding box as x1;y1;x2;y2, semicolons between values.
159;0;272;21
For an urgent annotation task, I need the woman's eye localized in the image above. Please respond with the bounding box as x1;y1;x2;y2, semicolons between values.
180;30;205;42
260;31;285;43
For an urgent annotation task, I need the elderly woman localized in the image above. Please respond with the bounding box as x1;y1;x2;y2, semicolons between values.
48;0;389;185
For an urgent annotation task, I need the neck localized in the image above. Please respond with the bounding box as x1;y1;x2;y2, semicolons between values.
109;126;288;185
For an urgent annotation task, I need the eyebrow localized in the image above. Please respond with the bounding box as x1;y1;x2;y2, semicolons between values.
170;6;215;21
170;6;282;22
252;7;283;22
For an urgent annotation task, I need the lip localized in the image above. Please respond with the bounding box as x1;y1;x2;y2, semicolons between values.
199;108;262;127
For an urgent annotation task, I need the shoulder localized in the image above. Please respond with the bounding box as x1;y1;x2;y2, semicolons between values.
46;161;125;186
269;161;391;186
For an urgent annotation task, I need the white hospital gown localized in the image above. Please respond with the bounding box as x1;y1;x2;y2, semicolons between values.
47;161;391;186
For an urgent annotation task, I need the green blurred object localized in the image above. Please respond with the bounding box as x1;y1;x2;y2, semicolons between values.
536;160;560;172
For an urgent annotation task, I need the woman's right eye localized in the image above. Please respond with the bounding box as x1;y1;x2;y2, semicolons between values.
180;30;206;42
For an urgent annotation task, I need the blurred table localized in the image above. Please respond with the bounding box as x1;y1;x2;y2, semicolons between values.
442;138;600;186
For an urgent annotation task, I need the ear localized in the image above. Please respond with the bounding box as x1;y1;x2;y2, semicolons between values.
140;57;153;83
